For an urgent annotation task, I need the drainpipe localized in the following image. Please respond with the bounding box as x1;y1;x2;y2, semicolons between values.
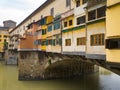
60;19;63;54
84;7;88;58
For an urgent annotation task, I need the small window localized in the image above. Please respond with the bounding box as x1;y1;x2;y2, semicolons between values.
66;0;71;7
38;39;41;45
4;39;6;42
27;24;33;29
82;0;88;4
54;22;60;30
48;39;52;45
35;39;41;45
52;39;56;46
88;10;96;21
4;35;7;38
42;29;46;35
64;21;67;27
48;25;52;32
41;15;43;19
77;16;86;25
76;0;80;7
41;40;46;46
33;20;35;22
77;37;86;45
65;39;71;46
69;20;73;26
50;8;54;16
106;38;120;49
97;6;106;18
39;18;46;25
91;34;105;46
23;26;25;30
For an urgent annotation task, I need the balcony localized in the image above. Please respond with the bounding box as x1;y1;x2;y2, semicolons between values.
37;16;53;26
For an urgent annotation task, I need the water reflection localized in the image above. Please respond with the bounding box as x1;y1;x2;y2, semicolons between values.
0;61;120;90
99;68;120;90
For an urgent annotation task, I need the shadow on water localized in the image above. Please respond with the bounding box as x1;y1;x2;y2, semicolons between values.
0;61;120;90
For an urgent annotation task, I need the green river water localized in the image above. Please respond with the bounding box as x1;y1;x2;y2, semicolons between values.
0;61;120;90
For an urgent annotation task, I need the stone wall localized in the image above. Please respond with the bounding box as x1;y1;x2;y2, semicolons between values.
18;52;99;80
5;50;18;65
18;51;48;80
19;59;46;80
44;60;98;79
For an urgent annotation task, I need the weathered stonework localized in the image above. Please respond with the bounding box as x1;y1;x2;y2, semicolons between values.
18;52;99;80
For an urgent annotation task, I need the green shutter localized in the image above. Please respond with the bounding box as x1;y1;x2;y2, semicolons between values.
59;38;62;45
46;39;48;46
52;39;55;46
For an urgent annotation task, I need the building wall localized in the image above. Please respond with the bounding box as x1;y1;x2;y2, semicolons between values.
106;1;120;63
86;21;106;54
86;21;106;60
62;28;86;54
73;28;86;53
62;15;74;30
32;0;74;22
62;15;75;53
19;35;36;50
107;0;120;7
106;4;120;37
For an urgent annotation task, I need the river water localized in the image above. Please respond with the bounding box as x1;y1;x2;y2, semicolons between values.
0;61;120;90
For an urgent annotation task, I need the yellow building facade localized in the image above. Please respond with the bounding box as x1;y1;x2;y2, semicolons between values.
106;0;120;63
46;14;62;53
0;30;9;53
41;16;53;51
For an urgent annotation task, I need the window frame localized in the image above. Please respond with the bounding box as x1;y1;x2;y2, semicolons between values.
66;0;71;7
64;21;68;27
76;0;80;7
90;33;105;46
88;10;96;21
54;22;60;30
82;0;88;4
97;6;106;18
69;20;73;26
65;39;71;46
77;37;86;46
48;25;52;32
77;15;86;25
